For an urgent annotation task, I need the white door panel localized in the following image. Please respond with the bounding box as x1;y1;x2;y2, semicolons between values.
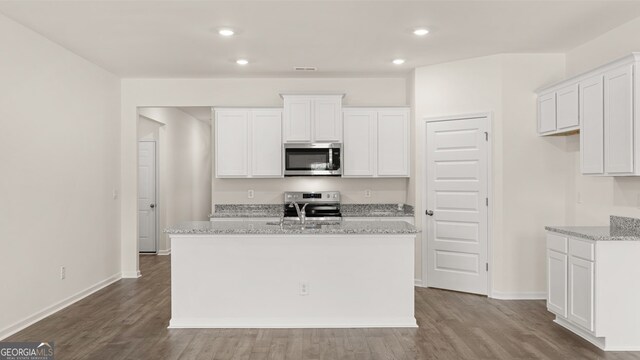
580;75;605;175
138;141;157;253
604;65;634;174
251;110;282;177
426;117;488;295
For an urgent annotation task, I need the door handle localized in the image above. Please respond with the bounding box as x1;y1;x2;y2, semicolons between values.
150;204;155;209
426;210;434;216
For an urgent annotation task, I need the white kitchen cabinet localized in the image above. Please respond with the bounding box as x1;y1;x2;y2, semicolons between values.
215;108;282;178
604;64;634;174
282;94;343;143
537;83;579;135
568;255;594;331
556;83;580;130
343;110;376;176
546;230;640;351
251;110;282;177
378;110;410;176
537;92;557;134
343;107;410;178
580;75;605;175
215;110;249;177
547;249;568;317
540;53;640;176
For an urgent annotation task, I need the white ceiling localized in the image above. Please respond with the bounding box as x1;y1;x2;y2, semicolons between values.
1;1;640;78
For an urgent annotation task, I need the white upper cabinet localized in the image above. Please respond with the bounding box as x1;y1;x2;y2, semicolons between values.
556;83;580;130
283;97;312;142
313;97;342;142
604;64;634;174
538;92;557;134
377;110;410;176
215;110;249;177
251;110;283;177
580;75;605;175
282;94;343;143
215;108;283;178
343;107;410;178
540;53;640;176
343;110;376;176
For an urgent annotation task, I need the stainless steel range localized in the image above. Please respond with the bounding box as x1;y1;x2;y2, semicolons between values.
283;191;342;222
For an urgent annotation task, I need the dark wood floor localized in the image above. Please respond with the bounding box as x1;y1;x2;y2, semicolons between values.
6;255;640;359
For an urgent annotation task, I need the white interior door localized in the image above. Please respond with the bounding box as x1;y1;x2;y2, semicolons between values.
138;141;157;253
425;117;488;295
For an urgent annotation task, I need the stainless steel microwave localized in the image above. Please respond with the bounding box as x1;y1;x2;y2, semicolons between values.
284;143;342;176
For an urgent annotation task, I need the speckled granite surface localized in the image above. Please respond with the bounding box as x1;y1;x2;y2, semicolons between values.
209;203;414;218
341;204;414;217
546;216;640;241
209;204;282;218
166;220;418;235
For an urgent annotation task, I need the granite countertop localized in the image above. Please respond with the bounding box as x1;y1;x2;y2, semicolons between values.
166;220;419;235
546;216;640;241
209;204;414;218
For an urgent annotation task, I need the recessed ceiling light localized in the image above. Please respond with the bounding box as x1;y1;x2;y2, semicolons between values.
413;28;429;36
218;28;235;36
236;59;249;65
392;59;405;65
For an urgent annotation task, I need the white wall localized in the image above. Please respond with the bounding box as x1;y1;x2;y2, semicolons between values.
120;77;408;275
138;108;211;252
412;54;567;295
0;13;120;338
564;17;640;226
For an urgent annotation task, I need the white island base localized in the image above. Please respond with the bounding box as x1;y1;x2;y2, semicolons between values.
168;232;417;329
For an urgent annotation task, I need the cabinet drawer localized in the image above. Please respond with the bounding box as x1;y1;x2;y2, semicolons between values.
569;238;595;261
547;232;568;253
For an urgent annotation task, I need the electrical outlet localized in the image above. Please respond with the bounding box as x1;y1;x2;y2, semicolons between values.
112;189;118;200
300;281;309;296
364;189;371;198
248;190;254;199
60;266;66;280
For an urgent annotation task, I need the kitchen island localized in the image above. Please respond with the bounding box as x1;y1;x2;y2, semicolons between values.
165;220;418;329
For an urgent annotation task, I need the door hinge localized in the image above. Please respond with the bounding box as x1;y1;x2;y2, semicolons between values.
484;131;488;141
485;197;489;206
486;263;489;271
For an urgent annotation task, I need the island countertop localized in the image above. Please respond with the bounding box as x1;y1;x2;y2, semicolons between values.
166;220;418;235
545;215;640;241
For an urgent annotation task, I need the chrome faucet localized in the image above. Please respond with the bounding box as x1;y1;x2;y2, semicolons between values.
288;201;309;225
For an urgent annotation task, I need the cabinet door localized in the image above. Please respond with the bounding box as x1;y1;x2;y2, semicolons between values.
215;110;249;177
377;110;410;177
604;65;634;174
547;250;568;318
313;97;342;142
568;256;594;331
556;83;579;130
251;110;282;177
580;75;604;175
343;110;376;177
283;97;312;143
538;92;556;134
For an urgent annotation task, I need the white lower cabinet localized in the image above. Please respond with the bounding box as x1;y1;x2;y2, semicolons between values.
568;255;594;331
546;231;640;351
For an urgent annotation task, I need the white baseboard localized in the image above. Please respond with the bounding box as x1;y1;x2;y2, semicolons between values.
157;249;171;256
122;270;141;278
490;291;546;300
414;278;424;287
0;273;121;340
